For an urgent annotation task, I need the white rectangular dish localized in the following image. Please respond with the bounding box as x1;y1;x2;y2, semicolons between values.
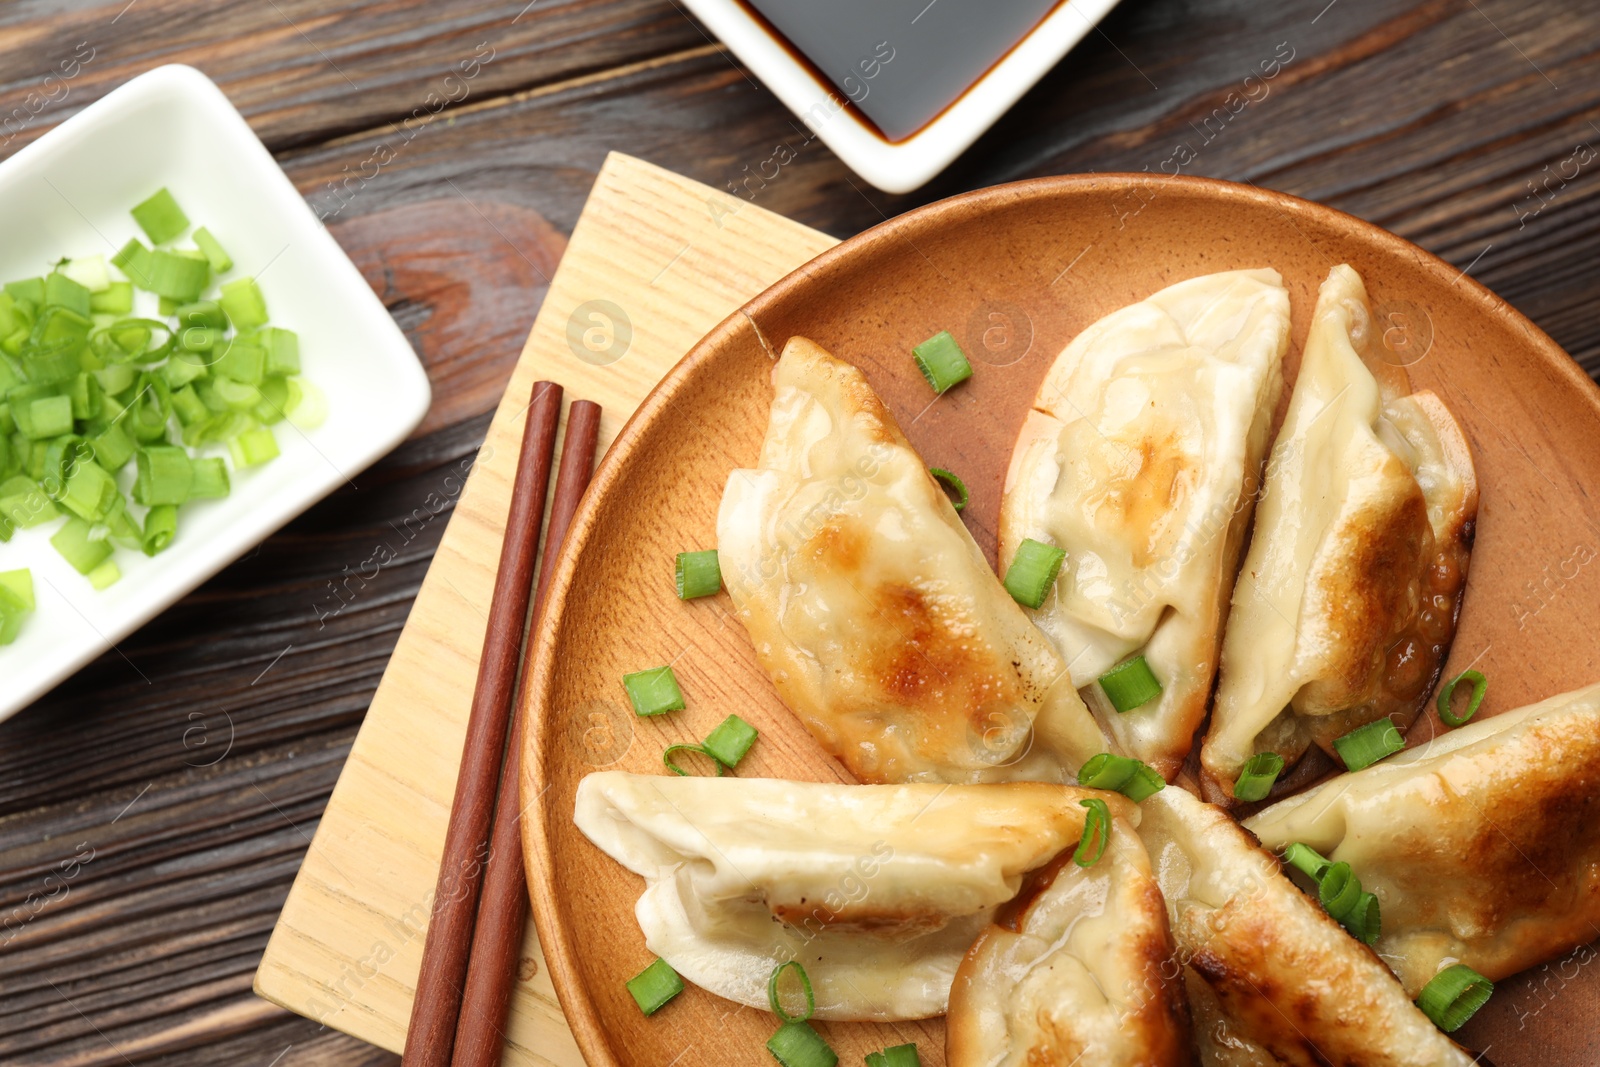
0;64;431;723
680;0;1125;194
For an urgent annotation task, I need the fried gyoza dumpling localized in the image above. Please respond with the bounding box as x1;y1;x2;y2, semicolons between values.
1139;786;1477;1066
718;336;1106;784
1000;270;1291;778
1201;265;1477;801
1246;681;1600;997
947;803;1192;1066
574;772;1128;1020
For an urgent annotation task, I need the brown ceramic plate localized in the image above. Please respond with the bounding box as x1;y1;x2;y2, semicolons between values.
521;175;1600;1067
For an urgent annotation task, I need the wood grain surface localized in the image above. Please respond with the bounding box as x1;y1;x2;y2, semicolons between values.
0;0;1597;1062
252;153;834;1064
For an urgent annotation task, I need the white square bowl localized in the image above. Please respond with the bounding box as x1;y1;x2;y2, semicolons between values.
0;64;431;722
680;0;1125;194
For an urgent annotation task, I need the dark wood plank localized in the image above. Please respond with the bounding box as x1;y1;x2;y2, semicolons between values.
2;0;1598;1063
0;0;702;153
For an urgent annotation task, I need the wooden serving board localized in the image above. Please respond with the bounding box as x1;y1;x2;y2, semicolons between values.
253;152;836;1061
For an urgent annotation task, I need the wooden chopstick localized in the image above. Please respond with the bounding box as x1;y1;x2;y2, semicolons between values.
450;400;603;1067
401;381;564;1067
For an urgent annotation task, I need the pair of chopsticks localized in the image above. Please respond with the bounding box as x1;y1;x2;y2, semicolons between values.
401;381;602;1067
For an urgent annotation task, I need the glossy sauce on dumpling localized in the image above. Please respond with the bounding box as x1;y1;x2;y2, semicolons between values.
574;773;1131;1020
1201;265;1477;800
719;336;1105;784
1001;269;1291;778
1246;682;1600;997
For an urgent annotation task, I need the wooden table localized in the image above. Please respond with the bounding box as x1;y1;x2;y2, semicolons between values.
0;1;1594;1064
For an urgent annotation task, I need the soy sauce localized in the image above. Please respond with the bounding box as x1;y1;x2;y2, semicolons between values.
743;0;1063;142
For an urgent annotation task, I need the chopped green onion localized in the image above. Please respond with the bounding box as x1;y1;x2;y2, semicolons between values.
1003;538;1065;609
111;238;152;287
130;188;190;244
285;377;327;429
623;666;685;716
134;446;193;506
1099;655;1163;713
214;337;265;383
6;277;43;305
1416;964;1493;1032
91;422;136;472
768;961;815;1023
928;467;968;512
141;504;178;555
1074;797;1111;867
624;957;683;1016
219;277;268;330
87;558;121;590
189;457;230;499
45;271;91;317
0;475;58;528
662;742;724;777
864;1045;921;1067
90;281;133;315
1318;861;1362;919
766;1021;837;1067
702;714;758;768
1281;842;1332;882
51;516;113;575
1437;669;1487;728
60;462;120;521
1333;718;1406;771
258;327;300;375
61;256;110;294
139;250;210;301
1233;752;1286;801
192;227;232;272
228;425;279;467
911;330;972;394
1077;752;1165;802
17;395;73;439
1347;890;1382;945
675;549;721;599
0;568;35;645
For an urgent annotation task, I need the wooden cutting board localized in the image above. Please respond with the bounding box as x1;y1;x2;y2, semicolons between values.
253;152;836;1061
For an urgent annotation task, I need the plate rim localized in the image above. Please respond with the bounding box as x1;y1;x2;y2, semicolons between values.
520;171;1595;1067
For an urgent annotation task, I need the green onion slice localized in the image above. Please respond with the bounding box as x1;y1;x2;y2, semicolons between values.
1232;752;1285;802
864;1044;921;1067
51;517;113;576
1416;964;1493;1032
674;549;721;599
662;743;724;777
911;330;973;395
928;467;968;512
702;714;758;768
623;665;685;716
142;505;178;556
1318;861;1362;919
624;957;683;1016
766;1021;837;1067
1281;842;1332;883
1077;752;1165;802
1003;538;1065;609
1347;890;1382;945
1074;797;1111;868
130;188;190;244
768;960;815;1023
1098;654;1162;713
1333;718;1406;771
192;227;233;273
1437;669;1487;728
